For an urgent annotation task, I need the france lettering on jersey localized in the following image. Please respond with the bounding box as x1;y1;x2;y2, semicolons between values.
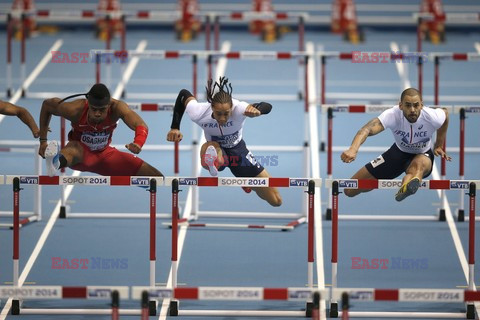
378;106;446;154
185;98;249;148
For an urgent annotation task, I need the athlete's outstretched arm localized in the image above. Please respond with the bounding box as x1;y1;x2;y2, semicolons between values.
116;100;149;154
39;98;81;157
0;100;39;138
341;117;385;163
433;108;451;161
244;102;272;118
167;89;195;142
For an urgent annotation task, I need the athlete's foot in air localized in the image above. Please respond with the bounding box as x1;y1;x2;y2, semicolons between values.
204;145;218;177
395;177;421;202
242;187;252;194
45;140;60;177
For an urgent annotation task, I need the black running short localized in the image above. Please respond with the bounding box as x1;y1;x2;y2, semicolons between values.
218;139;264;178
365;143;434;179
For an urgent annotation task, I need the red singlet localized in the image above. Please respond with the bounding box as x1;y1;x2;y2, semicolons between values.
68;101;144;175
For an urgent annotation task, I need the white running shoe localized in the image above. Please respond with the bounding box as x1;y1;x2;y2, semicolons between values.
204;145;218;177
44;141;60;177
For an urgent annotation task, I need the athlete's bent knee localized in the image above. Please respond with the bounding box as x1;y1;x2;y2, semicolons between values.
344;189;357;197
269;195;282;207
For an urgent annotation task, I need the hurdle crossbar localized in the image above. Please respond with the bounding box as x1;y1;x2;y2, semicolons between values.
5;175;319;224
92;48;311;107
0;286;128;300
4;285;480;302
162;177;320;230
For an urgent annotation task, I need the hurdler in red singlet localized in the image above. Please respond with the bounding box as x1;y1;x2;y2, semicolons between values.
38;83;163;177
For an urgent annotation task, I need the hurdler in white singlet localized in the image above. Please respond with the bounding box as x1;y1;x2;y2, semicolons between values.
378;106;446;154
185;98;249;149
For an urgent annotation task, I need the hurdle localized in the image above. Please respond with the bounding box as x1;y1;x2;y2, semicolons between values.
204;11;308;98
431;51;480;221
132;286;326;318
164;177;320;317
6;176;163;315
325;177;479;221
327;179;478;318
0;285;129;315
4;9;126;98
449;106;480;222
415;12;480;95
0;142;41;228
335;287;480;319
93;48;311;102
164;177;321;230
431;52;480;222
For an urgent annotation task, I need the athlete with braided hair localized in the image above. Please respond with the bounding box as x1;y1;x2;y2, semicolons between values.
167;77;282;207
38;83;163;177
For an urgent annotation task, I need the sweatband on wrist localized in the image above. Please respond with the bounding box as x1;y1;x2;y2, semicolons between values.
39;138;48;142
253;102;272;114
134;126;148;147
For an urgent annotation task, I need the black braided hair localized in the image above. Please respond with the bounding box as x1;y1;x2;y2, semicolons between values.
205;76;233;106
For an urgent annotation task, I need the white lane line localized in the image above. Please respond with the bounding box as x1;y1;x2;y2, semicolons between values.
158;40;232;320
0;39;63;125
0;40;147;318
390;41;411;89
431;163;479;313
306;41;326;318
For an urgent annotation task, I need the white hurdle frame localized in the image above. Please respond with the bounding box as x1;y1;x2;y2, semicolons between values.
0;141;41;227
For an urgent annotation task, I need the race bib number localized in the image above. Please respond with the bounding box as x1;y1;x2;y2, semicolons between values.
81;131;110;151
370;155;385;168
